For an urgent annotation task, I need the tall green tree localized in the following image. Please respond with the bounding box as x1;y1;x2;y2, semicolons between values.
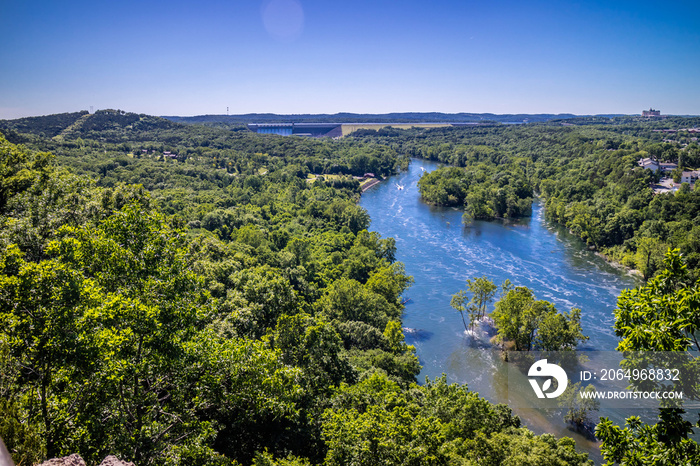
0;244;101;458
466;275;497;320
615;249;700;354
537;307;588;351
450;289;472;332
451;276;497;332
597;249;700;465
635;236;669;281
491;286;539;350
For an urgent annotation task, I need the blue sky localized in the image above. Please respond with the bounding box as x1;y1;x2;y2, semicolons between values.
1;0;699;118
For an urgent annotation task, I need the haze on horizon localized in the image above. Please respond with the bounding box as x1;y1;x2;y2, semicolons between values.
1;0;699;120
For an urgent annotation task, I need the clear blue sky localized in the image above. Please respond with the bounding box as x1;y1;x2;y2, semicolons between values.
1;0;699;118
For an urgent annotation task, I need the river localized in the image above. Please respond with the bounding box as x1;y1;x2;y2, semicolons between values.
359;158;641;463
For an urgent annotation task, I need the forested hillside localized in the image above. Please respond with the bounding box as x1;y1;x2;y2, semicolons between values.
0;111;594;465
351;120;700;280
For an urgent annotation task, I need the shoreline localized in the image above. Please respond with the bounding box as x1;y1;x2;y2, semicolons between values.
360;177;382;192
594;251;643;279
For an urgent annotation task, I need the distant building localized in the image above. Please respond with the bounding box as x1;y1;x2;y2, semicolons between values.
659;162;678;172
681;170;700;184
638;157;659;171
638;158;678;173
642;108;661;117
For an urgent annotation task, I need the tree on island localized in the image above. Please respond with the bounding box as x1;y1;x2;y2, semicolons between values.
450;276;497;332
450;290;473;333
490;286;588;352
467;276;498;320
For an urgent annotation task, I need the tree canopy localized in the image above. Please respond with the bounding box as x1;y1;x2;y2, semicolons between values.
0;116;598;465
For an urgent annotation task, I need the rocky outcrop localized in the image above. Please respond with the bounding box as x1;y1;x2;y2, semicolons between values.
98;456;135;466
0;437;15;466
37;455;134;466
38;454;85;466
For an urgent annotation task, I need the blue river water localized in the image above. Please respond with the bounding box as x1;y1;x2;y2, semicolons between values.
359;158;643;462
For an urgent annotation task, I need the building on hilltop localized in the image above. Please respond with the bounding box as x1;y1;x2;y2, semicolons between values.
638;158;677;173
642;108;661;117
638;157;659;171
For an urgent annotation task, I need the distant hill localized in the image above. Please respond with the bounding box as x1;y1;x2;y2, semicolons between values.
163;112;586;125
2;111;648;143
0;109;182;142
0;111;89;138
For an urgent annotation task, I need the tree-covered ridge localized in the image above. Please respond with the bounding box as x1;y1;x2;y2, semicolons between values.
0;110;179;142
0;124;591;465
0;111;89;138
351;121;700;279
163;112;580;125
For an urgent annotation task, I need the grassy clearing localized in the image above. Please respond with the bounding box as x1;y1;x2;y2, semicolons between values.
306;173;345;183
341;123;451;136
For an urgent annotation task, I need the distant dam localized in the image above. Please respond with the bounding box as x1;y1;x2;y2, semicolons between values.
246;122;475;137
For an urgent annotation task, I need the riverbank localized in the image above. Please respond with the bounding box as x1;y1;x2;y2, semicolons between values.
360;177;382;192
594;250;643;279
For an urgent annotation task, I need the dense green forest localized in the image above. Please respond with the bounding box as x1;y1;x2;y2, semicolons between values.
350;120;700;280
0;111;604;465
